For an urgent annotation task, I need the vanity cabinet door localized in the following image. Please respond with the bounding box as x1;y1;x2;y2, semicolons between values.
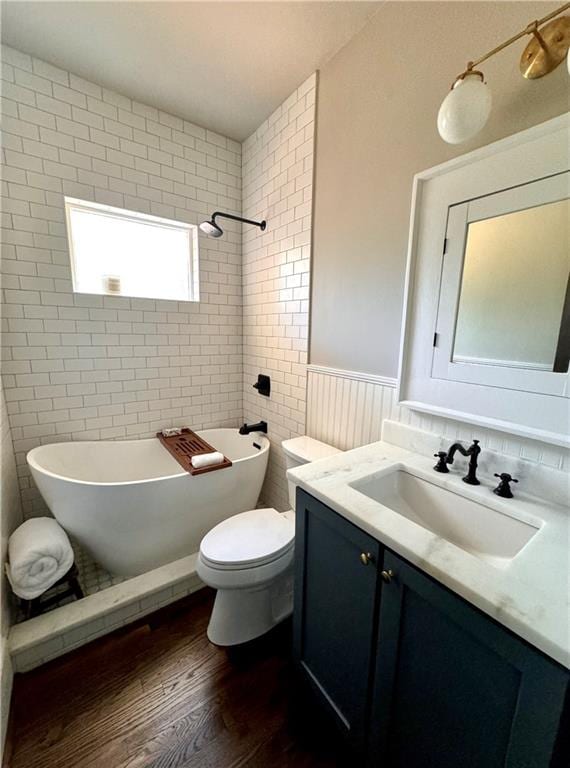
368;550;569;768
293;489;381;753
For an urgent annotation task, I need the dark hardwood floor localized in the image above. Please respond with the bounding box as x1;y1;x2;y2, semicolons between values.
5;589;341;768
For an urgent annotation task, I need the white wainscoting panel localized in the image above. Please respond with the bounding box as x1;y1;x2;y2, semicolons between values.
306;365;398;450
306;365;569;474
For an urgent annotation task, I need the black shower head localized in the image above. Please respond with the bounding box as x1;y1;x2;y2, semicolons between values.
199;211;267;239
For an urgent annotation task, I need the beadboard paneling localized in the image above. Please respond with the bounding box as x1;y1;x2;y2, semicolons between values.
306;366;398;450
306;365;569;474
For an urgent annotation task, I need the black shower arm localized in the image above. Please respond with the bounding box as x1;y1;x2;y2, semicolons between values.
211;211;266;230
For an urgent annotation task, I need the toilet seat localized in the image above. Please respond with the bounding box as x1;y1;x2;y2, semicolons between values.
199;508;295;571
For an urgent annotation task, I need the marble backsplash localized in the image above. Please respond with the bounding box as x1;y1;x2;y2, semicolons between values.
382;420;569;510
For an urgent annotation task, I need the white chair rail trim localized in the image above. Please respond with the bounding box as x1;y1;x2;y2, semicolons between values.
307;364;397;388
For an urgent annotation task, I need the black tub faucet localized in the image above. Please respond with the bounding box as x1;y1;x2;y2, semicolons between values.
239;421;268;435
434;439;481;485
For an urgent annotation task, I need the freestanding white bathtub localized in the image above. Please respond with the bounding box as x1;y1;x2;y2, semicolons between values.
27;429;270;577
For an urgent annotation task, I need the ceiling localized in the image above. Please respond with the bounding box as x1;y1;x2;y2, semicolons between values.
1;1;381;141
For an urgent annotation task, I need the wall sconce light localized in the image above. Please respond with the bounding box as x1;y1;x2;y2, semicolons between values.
438;3;570;144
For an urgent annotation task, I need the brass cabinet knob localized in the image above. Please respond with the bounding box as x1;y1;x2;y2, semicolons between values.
360;552;374;566
381;569;394;584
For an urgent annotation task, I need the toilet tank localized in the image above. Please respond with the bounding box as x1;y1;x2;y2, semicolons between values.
281;436;342;510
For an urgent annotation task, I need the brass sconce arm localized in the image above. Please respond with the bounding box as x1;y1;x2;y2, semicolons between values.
454;2;570;82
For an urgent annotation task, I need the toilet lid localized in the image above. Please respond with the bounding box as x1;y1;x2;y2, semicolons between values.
200;508;294;568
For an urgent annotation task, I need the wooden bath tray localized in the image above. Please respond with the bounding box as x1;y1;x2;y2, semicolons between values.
156;429;232;475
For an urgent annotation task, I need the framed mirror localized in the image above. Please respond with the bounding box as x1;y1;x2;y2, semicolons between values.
451;196;569;375
398;114;570;447
433;172;569;395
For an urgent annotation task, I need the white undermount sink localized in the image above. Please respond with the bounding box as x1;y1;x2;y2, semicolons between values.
350;470;541;568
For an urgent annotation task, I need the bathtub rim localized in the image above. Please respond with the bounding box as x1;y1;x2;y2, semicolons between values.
27;430;270;488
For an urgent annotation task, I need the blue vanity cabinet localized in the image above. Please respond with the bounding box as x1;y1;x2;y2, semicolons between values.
293;490;569;768
293;488;381;753
368;550;569;768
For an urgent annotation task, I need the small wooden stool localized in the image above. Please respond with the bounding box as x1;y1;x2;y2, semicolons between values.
20;563;84;620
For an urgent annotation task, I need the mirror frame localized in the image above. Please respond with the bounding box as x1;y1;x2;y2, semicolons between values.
397;113;570;448
432;176;569;394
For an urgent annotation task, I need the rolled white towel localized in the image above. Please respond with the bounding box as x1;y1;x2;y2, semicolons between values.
191;451;225;470
6;518;74;600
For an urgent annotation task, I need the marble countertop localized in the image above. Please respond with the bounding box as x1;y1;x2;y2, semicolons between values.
288;440;570;669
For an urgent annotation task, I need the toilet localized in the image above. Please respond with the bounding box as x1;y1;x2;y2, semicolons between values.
197;435;341;646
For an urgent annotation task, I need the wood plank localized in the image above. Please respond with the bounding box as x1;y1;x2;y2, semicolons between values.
5;589;340;768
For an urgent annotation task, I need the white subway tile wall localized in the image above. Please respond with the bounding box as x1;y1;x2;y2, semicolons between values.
241;74;316;511
1;386;22;611
1;386;22;755
1;46;243;517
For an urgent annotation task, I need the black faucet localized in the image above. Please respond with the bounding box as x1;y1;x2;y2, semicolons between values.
239;421;268;435
434;439;481;485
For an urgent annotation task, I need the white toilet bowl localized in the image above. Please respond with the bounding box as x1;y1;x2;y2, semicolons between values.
198;507;295;645
197;436;341;646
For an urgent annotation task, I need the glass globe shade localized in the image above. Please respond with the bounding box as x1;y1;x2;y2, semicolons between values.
437;74;492;144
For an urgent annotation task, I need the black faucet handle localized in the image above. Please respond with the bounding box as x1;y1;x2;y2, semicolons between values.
433;451;449;473
494;472;518;482
493;473;518;498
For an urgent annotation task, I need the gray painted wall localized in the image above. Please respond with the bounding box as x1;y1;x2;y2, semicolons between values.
310;1;569;377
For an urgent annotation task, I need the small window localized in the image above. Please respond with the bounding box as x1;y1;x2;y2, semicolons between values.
64;198;199;302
